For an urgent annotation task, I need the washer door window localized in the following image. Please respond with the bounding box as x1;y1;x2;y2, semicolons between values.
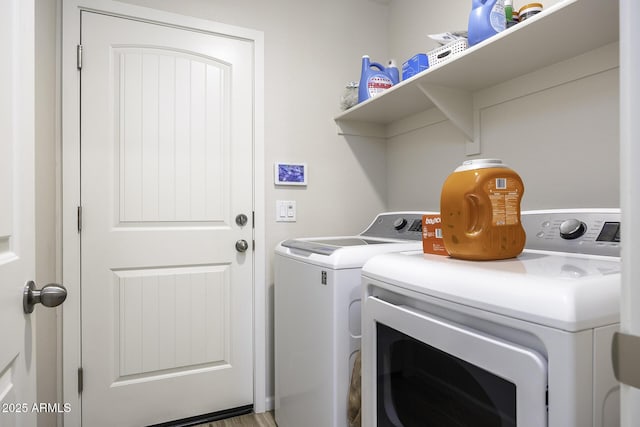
370;297;548;427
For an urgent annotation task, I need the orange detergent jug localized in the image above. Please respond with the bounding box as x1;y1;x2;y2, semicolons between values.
440;159;525;260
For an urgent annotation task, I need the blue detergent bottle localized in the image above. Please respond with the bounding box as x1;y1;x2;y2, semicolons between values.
468;0;506;46
358;55;394;103
386;59;400;85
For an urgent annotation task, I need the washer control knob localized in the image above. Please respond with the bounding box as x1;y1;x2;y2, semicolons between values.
559;219;587;240
393;217;407;230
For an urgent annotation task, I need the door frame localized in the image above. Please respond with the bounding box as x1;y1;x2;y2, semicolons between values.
620;1;640;424
61;1;265;424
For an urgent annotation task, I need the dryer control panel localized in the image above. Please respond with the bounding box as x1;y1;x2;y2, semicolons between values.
522;209;620;257
361;212;437;241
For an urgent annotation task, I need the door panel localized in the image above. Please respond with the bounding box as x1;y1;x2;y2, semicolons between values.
114;265;229;377
81;12;253;426
0;0;36;425
116;48;229;223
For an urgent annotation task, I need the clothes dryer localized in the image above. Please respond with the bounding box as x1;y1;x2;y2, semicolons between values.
361;209;621;427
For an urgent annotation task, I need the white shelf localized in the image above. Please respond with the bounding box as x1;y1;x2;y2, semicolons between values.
335;0;619;152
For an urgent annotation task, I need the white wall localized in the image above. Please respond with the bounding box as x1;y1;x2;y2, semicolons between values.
386;0;619;211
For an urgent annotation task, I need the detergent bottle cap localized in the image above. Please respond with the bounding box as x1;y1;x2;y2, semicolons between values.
455;158;508;172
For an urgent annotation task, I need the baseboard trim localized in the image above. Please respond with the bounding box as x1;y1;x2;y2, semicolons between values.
264;396;274;412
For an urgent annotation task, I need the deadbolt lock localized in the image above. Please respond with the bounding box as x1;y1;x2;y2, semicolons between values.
236;213;248;227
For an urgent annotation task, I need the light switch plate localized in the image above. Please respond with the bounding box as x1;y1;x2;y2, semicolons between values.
276;200;296;222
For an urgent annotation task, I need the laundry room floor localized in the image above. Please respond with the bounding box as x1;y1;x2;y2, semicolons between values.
194;411;276;427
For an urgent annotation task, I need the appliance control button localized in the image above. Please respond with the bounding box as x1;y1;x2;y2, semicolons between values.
393;218;407;230
559;219;587;240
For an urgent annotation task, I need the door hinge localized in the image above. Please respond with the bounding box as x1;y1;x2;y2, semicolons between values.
77;206;82;232
321;271;327;285
78;367;83;394
252;211;255;228
77;44;83;70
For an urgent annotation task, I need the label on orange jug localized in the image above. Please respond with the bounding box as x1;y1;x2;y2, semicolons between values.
422;214;448;255
485;177;522;226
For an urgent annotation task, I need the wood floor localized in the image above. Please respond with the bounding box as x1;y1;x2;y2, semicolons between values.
195;411;276;427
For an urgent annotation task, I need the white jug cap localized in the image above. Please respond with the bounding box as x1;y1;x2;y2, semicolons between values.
454;158;509;172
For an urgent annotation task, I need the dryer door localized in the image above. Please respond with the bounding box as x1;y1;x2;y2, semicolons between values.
364;297;548;427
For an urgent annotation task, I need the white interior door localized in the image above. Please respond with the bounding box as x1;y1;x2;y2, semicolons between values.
0;0;37;426
80;11;254;426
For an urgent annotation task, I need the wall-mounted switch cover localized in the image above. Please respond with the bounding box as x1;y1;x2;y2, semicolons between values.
276;200;296;222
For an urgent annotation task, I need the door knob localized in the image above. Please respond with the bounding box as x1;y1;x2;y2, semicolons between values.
23;281;67;314
235;239;249;253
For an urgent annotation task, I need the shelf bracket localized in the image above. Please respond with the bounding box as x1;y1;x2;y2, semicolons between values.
417;83;479;155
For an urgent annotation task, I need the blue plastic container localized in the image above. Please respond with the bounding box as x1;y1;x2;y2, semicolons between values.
468;0;506;46
402;54;429;80
358;55;394;103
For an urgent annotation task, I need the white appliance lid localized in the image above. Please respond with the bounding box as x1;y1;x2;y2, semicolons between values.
362;250;620;332
281;237;394;256
274;212;436;269
275;238;424;269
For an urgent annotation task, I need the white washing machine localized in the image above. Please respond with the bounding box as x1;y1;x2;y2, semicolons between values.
361;209;621;427
274;212;435;427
